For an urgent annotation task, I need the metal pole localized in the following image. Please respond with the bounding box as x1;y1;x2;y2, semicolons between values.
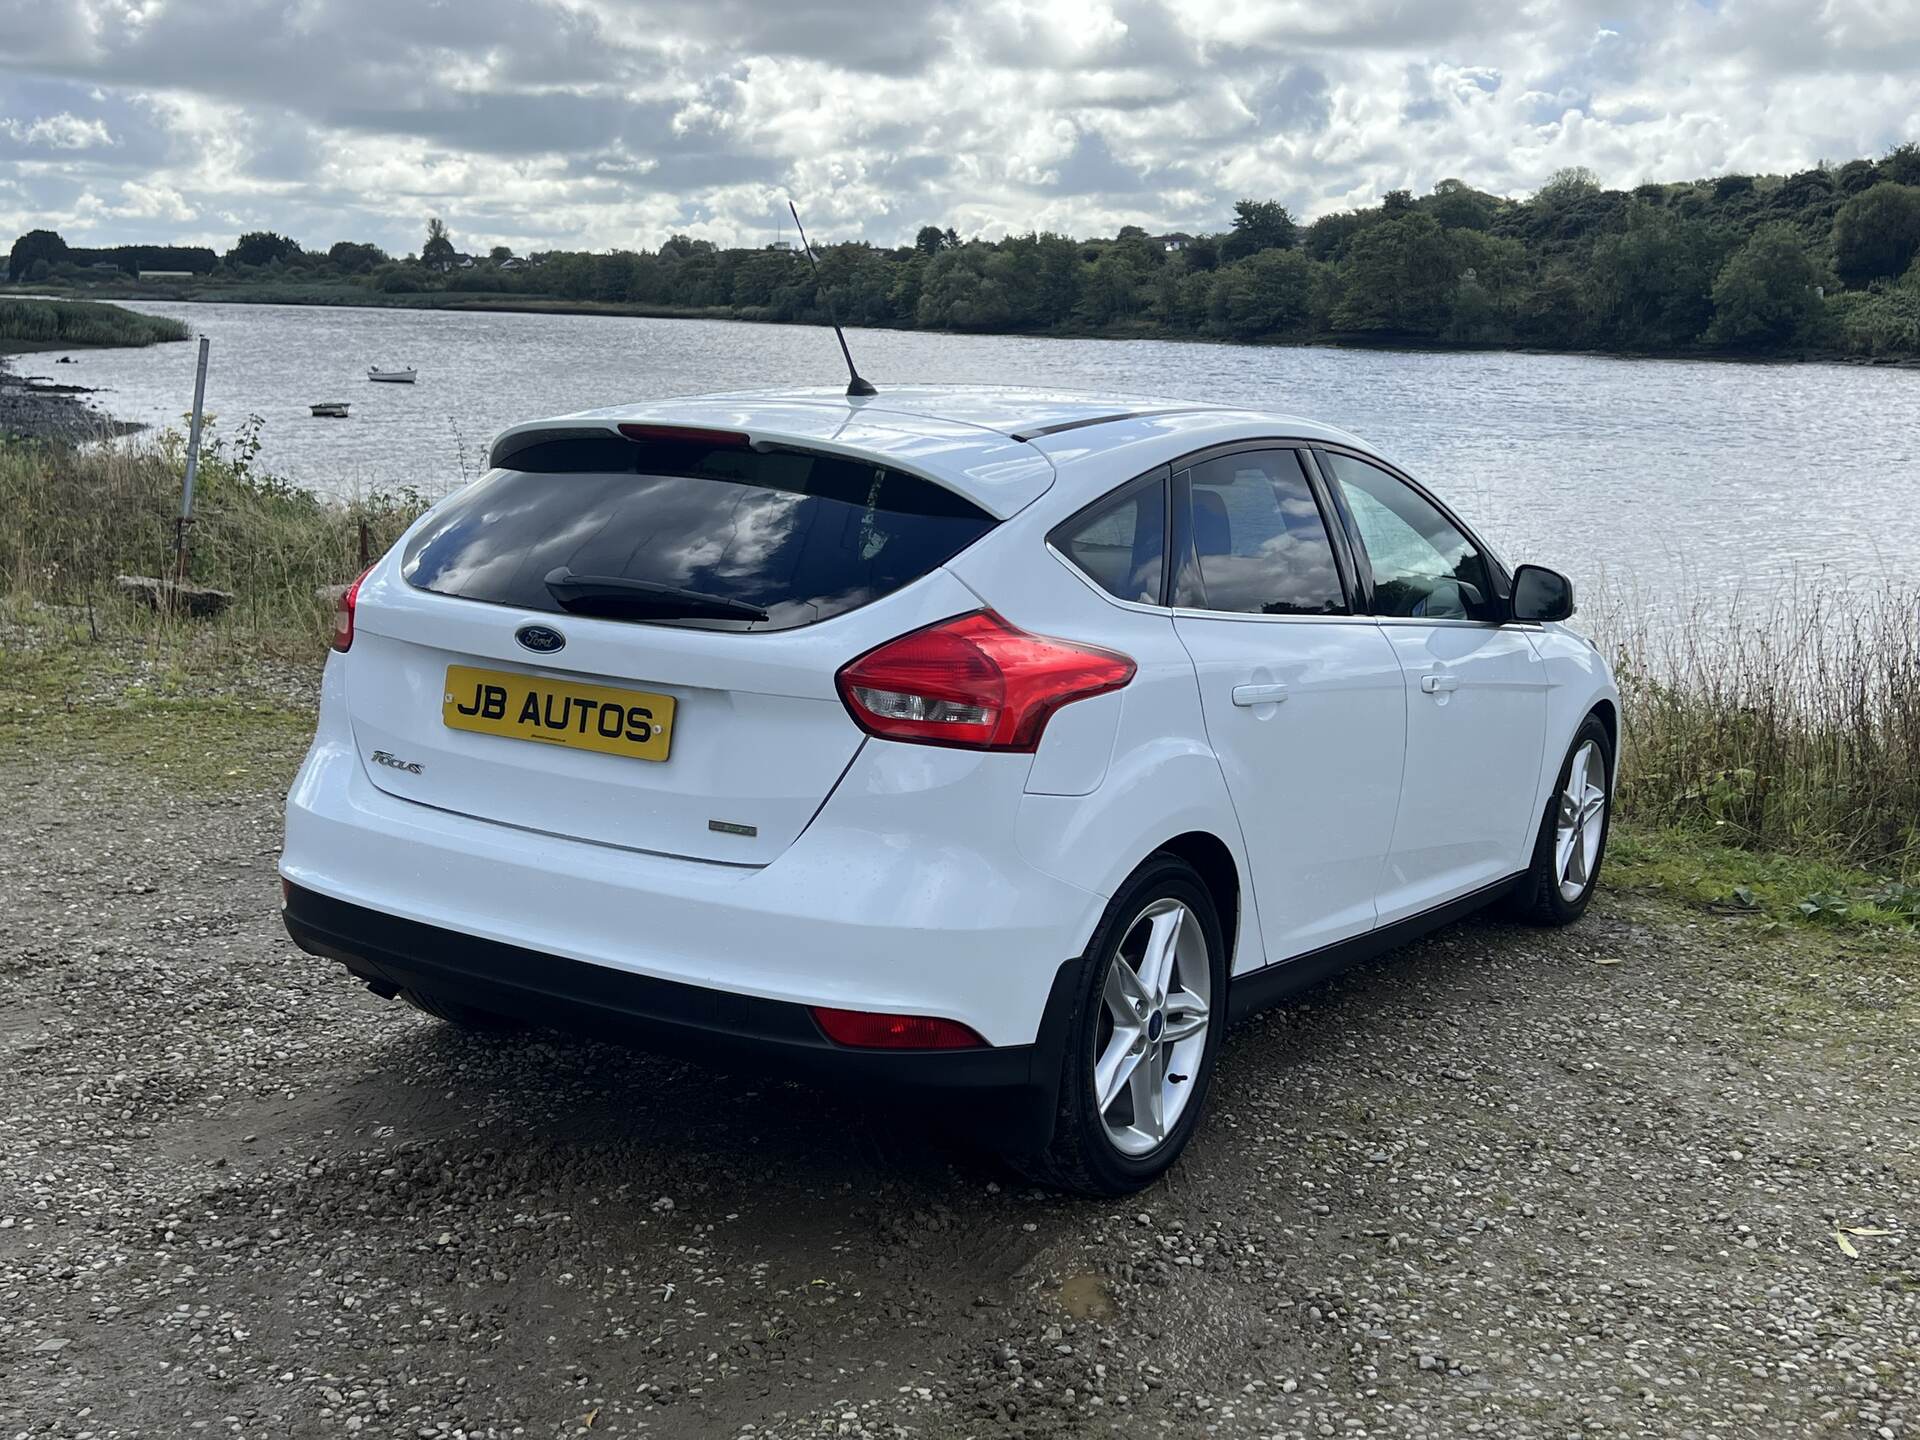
174;335;210;587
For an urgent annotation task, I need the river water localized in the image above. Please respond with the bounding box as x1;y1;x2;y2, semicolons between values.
40;299;1920;609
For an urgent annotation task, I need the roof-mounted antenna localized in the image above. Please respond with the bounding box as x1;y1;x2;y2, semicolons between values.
788;200;877;398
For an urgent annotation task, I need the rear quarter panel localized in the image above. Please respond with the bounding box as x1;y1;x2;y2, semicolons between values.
943;489;1266;975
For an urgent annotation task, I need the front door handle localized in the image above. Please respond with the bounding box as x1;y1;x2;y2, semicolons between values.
1420;673;1460;694
1232;682;1289;707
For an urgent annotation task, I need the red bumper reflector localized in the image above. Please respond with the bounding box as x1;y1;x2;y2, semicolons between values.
810;1006;987;1050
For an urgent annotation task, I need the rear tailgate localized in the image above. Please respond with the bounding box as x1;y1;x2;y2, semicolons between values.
338;432;999;866
342;580;928;866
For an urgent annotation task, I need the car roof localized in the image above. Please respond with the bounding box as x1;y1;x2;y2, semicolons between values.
491;385;1380;519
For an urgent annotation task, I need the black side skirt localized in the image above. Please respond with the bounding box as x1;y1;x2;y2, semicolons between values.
1227;872;1524;1024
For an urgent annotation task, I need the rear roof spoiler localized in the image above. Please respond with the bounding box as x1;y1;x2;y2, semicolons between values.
487;425;620;471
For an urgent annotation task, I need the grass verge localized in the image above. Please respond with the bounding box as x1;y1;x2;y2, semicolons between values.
0;605;321;794
1608;822;1920;938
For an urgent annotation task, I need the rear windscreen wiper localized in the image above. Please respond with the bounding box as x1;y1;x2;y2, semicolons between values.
543;567;771;622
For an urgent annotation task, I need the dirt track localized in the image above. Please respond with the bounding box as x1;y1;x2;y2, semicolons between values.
2;753;1915;1439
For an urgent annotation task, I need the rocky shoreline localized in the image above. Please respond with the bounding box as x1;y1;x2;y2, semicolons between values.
0;352;143;442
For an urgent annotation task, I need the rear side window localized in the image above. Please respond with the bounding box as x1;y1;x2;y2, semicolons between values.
1052;476;1166;604
402;437;996;631
1173;450;1347;616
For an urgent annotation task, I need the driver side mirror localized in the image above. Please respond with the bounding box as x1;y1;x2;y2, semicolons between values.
1510;564;1574;623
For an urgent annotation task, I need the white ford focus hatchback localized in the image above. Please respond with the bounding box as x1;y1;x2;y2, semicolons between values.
282;386;1617;1194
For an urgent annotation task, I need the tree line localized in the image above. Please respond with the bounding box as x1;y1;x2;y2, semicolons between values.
6;230;218;279
10;145;1920;358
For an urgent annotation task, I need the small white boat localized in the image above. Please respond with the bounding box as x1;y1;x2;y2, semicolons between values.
368;366;417;384
311;401;350;418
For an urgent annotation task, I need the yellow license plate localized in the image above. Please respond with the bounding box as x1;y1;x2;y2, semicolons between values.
442;665;674;762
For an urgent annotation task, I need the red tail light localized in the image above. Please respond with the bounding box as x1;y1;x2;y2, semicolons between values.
836;611;1135;752
811;1006;986;1050
331;566;373;653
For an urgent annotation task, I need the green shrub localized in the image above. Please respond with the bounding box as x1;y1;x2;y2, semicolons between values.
1826;279;1920;356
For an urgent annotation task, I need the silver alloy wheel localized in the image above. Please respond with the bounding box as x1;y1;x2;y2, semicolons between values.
1093;897;1212;1157
1555;739;1608;903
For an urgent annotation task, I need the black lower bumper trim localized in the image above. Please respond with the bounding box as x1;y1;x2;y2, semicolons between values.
282;885;1071;1129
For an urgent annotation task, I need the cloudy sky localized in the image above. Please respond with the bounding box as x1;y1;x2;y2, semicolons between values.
2;0;1917;258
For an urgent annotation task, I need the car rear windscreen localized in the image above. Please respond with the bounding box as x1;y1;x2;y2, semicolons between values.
401;435;997;631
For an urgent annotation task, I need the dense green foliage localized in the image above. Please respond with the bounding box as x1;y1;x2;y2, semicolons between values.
326;240;389;273
13;146;1920;357
1832;183;1920;284
0;298;190;347
5;228;216;281
227;231;302;268
421;217;455;269
1705;225;1824;346
6;229;66;281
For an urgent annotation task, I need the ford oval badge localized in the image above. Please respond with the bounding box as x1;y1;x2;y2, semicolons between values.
515;623;566;655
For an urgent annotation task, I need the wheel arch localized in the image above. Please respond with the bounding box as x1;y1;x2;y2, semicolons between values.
1523;628;1622;833
1151;830;1241;974
1589;696;1619;776
1016;742;1264;973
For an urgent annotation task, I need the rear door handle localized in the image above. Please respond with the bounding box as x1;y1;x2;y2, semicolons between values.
1420;673;1460;694
1231;682;1289;707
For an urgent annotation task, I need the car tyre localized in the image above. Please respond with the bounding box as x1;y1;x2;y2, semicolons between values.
400;988;530;1032
1014;854;1227;1196
1507;713;1613;926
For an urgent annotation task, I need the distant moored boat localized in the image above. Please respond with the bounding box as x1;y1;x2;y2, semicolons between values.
368;366;417;384
311;401;350;418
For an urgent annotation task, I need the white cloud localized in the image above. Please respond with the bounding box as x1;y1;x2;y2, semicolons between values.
1;111;115;148
114;179;194;220
0;0;1915;256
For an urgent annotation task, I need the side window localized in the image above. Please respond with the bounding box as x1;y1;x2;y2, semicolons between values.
1054;475;1166;605
1172;450;1347;616
1321;452;1494;621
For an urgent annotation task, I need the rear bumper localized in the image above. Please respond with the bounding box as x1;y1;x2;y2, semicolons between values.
282;654;1106;1049
284;883;1074;1125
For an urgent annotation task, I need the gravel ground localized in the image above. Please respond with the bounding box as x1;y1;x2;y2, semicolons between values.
2;751;1915;1439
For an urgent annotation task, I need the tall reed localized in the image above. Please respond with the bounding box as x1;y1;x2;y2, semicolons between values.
1600;582;1920;873
0;298;190;347
0;423;426;638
